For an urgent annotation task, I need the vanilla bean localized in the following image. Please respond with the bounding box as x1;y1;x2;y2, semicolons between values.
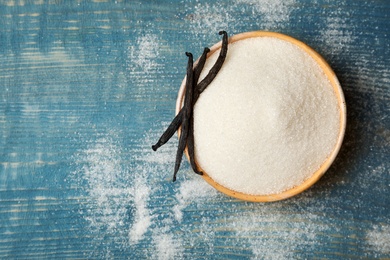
152;111;182;151
173;52;194;182
187;114;201;174
151;47;210;152
186;47;209;174
152;32;229;181
194;47;210;85
196;31;228;94
186;32;229;174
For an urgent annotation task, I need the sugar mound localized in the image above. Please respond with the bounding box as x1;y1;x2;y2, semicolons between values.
194;37;341;195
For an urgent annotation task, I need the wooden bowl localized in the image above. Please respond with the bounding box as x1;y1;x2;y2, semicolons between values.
176;31;346;202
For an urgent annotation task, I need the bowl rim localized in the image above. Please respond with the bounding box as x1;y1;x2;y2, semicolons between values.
175;31;347;202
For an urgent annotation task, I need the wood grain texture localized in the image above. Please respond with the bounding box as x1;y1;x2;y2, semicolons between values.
0;0;389;259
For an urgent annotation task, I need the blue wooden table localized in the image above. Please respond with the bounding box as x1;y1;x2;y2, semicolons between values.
0;0;389;259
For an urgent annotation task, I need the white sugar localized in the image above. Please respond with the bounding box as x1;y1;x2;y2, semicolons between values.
366;224;390;254
128;33;160;73
236;0;296;27
194;37;340;195
173;177;219;222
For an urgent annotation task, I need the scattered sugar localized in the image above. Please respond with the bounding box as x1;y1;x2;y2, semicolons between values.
71;127;212;257
173;177;219;222
194;36;341;195
74;135;133;235
151;232;184;260
186;0;296;42
189;3;233;37
366;224;390;254
227;206;338;259
71;131;153;254
128;33;160;73
129;173;151;245
236;0;296;28
320;16;356;56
